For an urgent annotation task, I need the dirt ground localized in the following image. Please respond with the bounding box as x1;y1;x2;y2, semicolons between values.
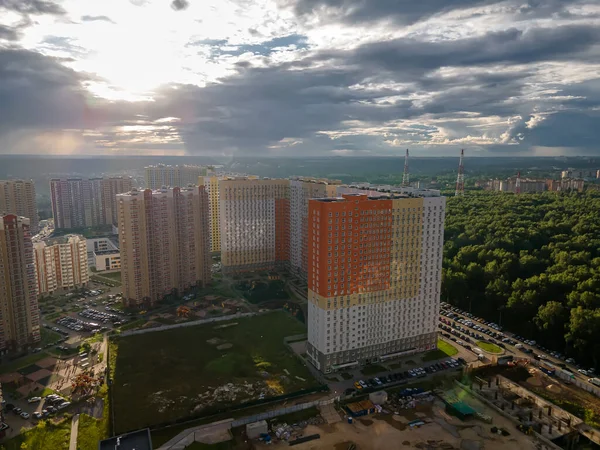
252;396;539;450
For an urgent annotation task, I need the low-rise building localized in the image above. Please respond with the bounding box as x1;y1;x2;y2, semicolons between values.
86;237;120;271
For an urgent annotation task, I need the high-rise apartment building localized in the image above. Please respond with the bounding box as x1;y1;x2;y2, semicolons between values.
0;215;41;354
34;235;89;296
289;178;340;279
219;178;289;273
0;180;39;234
198;175;222;252
145;164;212;190
102;177;134;225
306;190;445;373
117;187;211;308
50;177;133;229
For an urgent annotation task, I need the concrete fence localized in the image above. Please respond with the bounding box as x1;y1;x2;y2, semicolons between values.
119;312;258;337
158;396;339;449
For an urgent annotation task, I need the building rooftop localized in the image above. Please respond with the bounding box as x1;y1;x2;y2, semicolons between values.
98;429;153;450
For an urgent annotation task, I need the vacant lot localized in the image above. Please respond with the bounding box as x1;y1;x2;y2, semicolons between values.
112;312;317;433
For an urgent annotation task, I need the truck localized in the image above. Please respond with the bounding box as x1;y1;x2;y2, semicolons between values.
589;378;600;387
539;360;556;376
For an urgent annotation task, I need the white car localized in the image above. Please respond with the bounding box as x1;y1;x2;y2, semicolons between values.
27;397;41;403
33;412;43;419
57;402;71;410
20;412;30;419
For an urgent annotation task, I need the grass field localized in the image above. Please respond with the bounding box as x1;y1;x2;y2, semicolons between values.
41;327;62;346
1;418;71;450
422;339;458;362
476;341;503;353
112;311;316;433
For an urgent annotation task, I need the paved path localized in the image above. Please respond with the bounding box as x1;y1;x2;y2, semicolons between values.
69;414;80;450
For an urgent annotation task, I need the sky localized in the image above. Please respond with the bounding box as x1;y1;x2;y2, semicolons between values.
0;0;599;157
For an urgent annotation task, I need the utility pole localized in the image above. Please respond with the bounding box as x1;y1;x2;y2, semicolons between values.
455;149;465;197
402;149;410;187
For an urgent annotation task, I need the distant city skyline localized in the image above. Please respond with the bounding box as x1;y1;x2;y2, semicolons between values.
0;1;599;157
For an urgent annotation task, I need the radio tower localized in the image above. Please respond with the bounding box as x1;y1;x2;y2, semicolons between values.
402;149;410;187
455;149;465;197
516;171;521;195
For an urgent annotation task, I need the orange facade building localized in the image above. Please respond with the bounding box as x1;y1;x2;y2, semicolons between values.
306;192;446;373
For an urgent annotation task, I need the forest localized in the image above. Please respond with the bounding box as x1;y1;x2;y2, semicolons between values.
442;191;600;368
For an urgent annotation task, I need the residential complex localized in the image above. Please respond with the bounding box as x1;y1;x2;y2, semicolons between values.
50;177;133;229
305;189;446;373
145;164;212;190
0;215;41;354
87;237;121;272
219;178;290;273
34;234;89;296
289;178;341;279
117;187;211;308
546;178;586;192
0;180;39;234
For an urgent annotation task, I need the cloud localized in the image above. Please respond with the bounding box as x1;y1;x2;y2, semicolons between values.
170;0;189;11
276;0;579;26
81;15;114;23
1;0;600;156
0;0;65;16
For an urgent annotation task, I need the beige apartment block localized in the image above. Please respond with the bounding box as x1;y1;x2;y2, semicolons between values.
0;180;39;234
117;187;211;308
102;177;133;225
198;175;222;252
34;234;89;296
219;178;290;273
145;164;213;190
0;215;41;353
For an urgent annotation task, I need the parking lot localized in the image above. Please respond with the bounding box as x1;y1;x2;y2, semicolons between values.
439;302;598;385
350;358;462;393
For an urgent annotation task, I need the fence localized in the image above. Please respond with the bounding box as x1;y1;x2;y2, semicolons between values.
118;312;258;337
158;396;338;449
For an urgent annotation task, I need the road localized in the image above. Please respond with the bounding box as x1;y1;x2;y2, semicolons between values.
441;305;594;385
69;414;79;450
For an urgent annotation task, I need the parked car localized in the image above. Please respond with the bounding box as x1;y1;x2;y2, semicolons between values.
20;412;30;419
28;397;41;403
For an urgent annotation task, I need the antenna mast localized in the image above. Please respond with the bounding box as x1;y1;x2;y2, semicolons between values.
402;149;410;187
455;149;465;197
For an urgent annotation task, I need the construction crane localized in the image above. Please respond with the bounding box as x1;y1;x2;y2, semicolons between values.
455;149;465;197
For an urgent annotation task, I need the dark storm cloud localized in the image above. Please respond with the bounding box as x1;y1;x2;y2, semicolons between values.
81;15;114;23
277;0;578;25
0;49;88;134
315;25;600;76
171;0;189;11
0;0;65;16
0;24;19;41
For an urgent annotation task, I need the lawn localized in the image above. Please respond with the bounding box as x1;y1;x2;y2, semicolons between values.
100;271;122;282
112;311;317;433
0;351;49;375
1;419;71;450
422;339;458;362
41;327;62;346
476;341;503;354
